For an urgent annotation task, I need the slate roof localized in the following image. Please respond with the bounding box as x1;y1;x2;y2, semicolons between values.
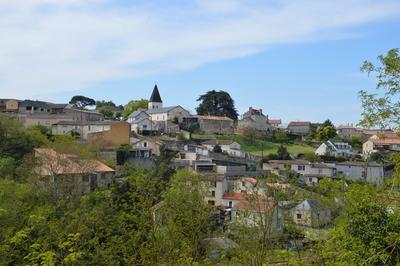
149;84;162;103
146;106;180;114
128;108;149;118
305;199;322;209
20;100;50;108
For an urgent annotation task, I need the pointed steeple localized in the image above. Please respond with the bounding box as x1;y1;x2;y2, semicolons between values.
149;84;162;103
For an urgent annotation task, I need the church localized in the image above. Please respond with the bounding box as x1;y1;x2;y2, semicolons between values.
127;85;191;134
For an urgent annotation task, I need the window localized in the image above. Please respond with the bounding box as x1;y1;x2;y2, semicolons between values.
298;165;305;171
144;142;147;147
26;106;32;111
211;181;217;188
296;213;302;219
229;201;233;207
82;176;90;182
211;191;215;197
309;178;313;182
208;200;215;206
40;108;44;111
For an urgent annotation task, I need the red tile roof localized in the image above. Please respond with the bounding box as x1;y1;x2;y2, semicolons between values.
233;199;274;212
223;192;247;201
268;119;282;125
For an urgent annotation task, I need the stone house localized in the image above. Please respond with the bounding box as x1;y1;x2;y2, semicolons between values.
337;124;364;139
223;192;283;231
335;161;385;186
87;122;131;149
128;110;159;135
363;138;400;156
238;107;273;132
2;99;103;128
315;140;356;158
52;120;117;139
204;174;228;206
287;121;311;135
292;199;331;228
195;115;234;135
34;148;115;195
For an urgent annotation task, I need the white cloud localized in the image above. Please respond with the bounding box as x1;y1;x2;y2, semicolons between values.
0;0;399;98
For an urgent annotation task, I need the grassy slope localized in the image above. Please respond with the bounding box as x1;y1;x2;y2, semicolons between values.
192;134;315;156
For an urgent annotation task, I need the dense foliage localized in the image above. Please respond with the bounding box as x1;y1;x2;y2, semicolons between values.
196;90;239;121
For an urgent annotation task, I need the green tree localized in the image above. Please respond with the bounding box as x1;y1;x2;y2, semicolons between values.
0;115;49;161
359;48;400;130
273;129;289;143
322;185;400;265
69;95;96;109
315;120;337;141
213;144;222;153
277;145;291;160
95;100;116;108
123;99;148;118
99;109;114;119
0;157;16;178
146;169;213;264
196;90;239;120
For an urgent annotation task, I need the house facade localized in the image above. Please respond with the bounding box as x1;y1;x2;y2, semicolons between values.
363;138;400;155
196;115;234;135
202;140;245;158
238;107;273;132
34;148;115;195
315;141;356;158
337;124;363;139
292;200;331;228
52;121;116;139
287;121;311;135
335;161;385;185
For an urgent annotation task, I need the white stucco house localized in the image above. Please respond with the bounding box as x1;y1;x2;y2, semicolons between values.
315;140;356;158
202;140;245;158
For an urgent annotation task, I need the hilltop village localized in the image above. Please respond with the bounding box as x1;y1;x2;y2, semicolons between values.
1;84;399;264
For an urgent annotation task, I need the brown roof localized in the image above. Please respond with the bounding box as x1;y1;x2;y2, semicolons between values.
34;148;114;175
288;121;311;126
268;119;282;124
363;130;397;137
370;138;400;145
233;199;274;212
196;115;233;122
223;192;247;201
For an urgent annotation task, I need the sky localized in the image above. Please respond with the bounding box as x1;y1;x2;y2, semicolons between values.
0;0;399;125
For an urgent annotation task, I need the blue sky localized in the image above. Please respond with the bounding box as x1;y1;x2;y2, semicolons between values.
0;0;400;125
